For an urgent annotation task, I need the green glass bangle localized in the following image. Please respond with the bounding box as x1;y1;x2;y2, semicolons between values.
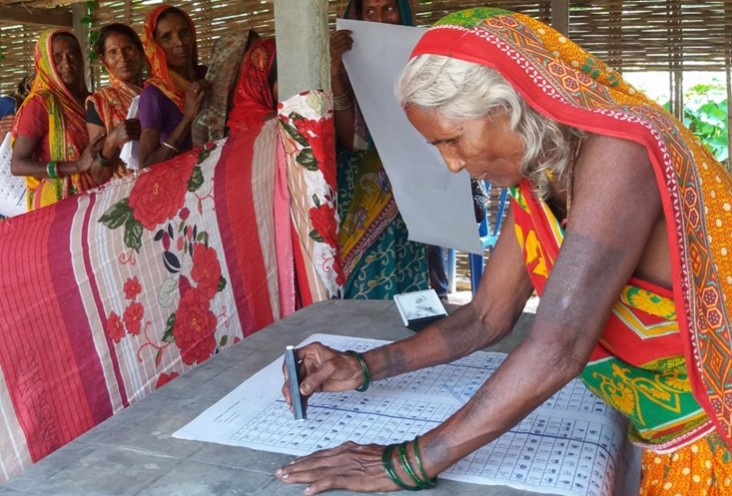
413;436;438;488
382;444;418;491
398;442;430;489
47;161;58;179
345;350;370;392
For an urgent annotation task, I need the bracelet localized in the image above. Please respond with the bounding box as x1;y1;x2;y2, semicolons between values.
382;444;419;491
399;442;430;489
345;350;370;392
412;437;438;488
96;151;113;168
161;140;180;153
332;91;354;111
47;161;58;179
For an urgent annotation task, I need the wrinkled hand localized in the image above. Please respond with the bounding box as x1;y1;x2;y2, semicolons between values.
107;118;141;151
275;441;398;494
183;80;211;120
329;30;353;78
77;132;107;173
281;342;366;411
0;115;14;138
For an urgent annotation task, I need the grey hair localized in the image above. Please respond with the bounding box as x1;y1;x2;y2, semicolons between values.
396;54;584;199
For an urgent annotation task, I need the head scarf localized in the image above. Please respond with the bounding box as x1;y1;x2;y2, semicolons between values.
12;29;91;208
141;5;198;112
226;38;277;135
87;28;144;178
410;7;732;447
342;0;416;26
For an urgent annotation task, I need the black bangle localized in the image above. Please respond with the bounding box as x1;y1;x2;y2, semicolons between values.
345;350;370;392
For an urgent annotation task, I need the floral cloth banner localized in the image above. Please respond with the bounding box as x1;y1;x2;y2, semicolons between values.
278;91;343;303
0;119;291;482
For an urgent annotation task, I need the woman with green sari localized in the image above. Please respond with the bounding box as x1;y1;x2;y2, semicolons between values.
331;0;429;299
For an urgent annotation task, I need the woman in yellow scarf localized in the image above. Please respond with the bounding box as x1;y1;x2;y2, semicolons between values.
11;30;103;210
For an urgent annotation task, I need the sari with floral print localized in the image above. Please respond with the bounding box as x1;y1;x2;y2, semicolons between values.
12;29;93;210
411;8;732;455
338;0;428;299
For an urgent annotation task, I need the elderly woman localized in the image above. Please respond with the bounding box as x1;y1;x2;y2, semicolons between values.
86;23;145;184
138;5;208;167
330;0;429;299
11;30;103;210
277;8;732;495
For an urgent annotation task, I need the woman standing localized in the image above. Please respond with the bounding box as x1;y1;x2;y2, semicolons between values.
11;30;102;210
138;5;208;167
331;0;429;299
86;23;145;184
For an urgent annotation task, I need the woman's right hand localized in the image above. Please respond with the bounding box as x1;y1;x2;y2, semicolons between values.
281;342;367;409
330;30;353;78
107;118;141;152
183;80;210;121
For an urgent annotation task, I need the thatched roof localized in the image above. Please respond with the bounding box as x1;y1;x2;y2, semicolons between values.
1;1;731;95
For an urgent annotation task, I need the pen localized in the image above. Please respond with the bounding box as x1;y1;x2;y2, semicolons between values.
285;345;306;421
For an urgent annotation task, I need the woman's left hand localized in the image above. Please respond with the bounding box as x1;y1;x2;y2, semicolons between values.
275;441;399;494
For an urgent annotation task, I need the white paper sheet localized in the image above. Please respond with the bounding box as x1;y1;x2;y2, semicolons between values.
119;95;140;170
336;19;482;253
174;333;638;496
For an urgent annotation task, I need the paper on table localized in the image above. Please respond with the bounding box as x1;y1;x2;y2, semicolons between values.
119;95;140;170
336;19;482;253
174;333;639;496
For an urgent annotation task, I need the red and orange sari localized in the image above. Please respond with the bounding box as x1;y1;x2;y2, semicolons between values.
86;74;142;179
141;5;198;113
413;8;732;493
12;29;93;210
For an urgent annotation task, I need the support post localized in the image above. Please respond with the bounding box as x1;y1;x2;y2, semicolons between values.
551;0;569;36
273;0;331;101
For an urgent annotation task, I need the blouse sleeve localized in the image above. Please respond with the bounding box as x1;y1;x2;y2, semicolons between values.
86;99;104;127
137;86;163;131
15;96;48;141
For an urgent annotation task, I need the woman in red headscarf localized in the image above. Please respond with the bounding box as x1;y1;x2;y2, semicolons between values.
138;5;208;168
11;29;104;210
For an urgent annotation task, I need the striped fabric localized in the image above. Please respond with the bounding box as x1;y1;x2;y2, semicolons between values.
0;118;292;482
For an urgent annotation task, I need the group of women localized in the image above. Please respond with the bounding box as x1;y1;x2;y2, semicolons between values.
9;5;207;210
7;0;432;301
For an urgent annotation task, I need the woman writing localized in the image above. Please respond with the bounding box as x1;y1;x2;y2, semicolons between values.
138;5;208;168
277;8;732;494
331;0;429;299
11;30;103;210
86;23;145;184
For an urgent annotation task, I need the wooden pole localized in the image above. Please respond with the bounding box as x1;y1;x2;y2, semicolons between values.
551;0;569;36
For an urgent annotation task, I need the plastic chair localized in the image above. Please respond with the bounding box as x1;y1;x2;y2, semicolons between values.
469;184;509;294
445;182;509;296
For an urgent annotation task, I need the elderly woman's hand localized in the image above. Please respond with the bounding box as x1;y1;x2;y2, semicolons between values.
183;80;210;121
76;132;108;173
107;118;141;152
329;30;353;78
281;342;368;411
275;441;400;494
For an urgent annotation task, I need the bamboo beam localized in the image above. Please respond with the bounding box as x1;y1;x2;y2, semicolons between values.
0;5;72;28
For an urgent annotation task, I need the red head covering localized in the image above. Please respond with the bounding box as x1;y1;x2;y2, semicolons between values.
141;4;198;112
226;38;277;135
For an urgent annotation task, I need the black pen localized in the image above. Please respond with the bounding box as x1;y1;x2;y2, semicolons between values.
285;345;306;421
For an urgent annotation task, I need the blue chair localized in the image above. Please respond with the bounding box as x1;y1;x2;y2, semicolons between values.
468;183;509;294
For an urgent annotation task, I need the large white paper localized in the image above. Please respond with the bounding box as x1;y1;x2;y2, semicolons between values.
174;333;639;496
336;19;482;253
0;132;26;217
119;95;140;170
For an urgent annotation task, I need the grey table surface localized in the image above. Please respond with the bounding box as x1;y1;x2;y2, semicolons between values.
0;299;560;496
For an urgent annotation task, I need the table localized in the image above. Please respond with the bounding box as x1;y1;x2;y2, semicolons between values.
0;300;563;496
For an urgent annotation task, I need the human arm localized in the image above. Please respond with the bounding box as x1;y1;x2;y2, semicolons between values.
139;80;209;168
277;134;663;493
330;30;357;151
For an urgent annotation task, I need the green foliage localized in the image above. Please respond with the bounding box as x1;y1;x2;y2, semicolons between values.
664;83;728;166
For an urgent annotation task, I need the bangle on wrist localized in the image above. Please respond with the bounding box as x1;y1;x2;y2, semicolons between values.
47;161;58;179
96;151;113;168
162;140;180;153
345;350;371;392
333;91;354;111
